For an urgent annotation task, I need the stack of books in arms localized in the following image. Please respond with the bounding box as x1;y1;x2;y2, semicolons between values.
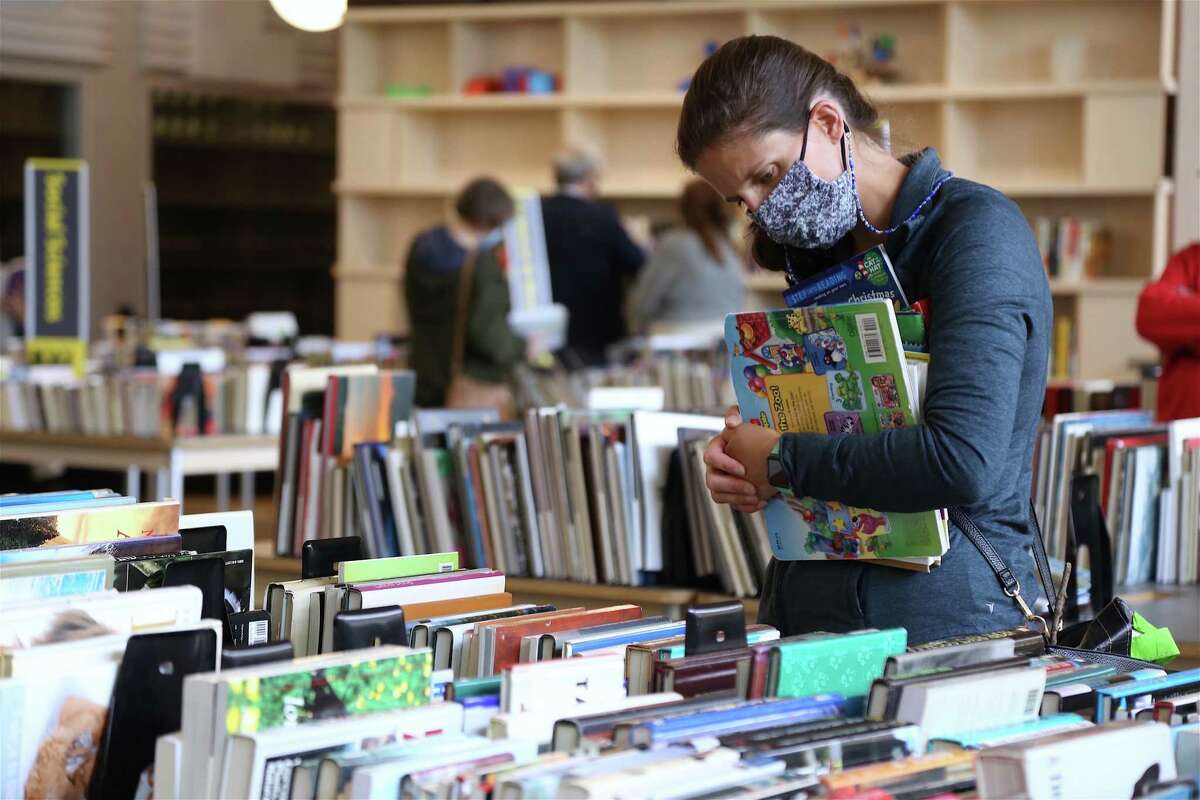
0;361;283;438
4;489;1195;798
726;246;948;571
1032;410;1200;584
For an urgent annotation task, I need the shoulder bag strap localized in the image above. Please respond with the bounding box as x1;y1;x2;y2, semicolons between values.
948;502;1057;636
449;248;480;381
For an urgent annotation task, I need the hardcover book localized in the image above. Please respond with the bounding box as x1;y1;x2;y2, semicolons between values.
725;302;947;561
767;628;907;705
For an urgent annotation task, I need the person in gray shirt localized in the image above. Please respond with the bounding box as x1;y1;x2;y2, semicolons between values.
629;180;747;334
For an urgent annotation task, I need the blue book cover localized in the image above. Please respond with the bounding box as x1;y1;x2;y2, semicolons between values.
1094;668;1200;721
568;622;687;655
783;245;909;310
0;490;119;508
931;712;1092;750
633;695;845;745
0;495;135;517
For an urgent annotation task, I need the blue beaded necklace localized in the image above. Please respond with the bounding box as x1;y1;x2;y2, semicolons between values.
845;127;953;236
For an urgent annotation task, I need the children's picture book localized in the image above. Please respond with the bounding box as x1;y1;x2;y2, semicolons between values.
725;301;947;562
782;245;908;311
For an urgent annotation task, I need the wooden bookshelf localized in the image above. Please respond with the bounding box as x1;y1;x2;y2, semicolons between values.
336;0;1177;380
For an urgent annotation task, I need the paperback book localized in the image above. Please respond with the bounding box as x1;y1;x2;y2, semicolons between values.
725;301;947;561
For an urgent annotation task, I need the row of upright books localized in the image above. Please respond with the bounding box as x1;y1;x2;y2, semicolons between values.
0;363;283;438
1033;410;1200;585
274;369;768;596
1032;216;1111;282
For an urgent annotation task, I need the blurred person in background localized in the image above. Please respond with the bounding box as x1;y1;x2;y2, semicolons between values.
541;147;645;366
629;180;747;334
405;178;525;411
1137;243;1200;421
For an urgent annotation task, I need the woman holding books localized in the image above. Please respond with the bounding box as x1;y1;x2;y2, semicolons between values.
683;36;1052;644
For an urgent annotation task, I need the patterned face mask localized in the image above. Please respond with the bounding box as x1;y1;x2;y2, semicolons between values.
749;126;859;250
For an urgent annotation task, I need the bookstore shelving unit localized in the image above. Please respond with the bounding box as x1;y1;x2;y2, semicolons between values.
336;0;1177;381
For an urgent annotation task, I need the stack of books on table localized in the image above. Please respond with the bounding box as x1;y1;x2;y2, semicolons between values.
0;490;263;641
512;344;733;414
1033;410;1200;585
0;362;282;438
6;516;1197;799
230;548;1200;797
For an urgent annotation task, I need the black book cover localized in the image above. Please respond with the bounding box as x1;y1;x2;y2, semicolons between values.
88;626;220;800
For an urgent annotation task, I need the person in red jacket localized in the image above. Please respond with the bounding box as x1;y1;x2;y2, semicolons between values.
1136;243;1200;421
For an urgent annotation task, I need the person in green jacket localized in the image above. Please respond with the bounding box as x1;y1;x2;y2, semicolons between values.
404;178;525;408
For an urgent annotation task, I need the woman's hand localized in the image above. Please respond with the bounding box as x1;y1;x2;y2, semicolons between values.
704;405;780;513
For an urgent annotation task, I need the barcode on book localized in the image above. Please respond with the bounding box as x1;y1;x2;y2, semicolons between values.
248;618;270;646
855;313;886;363
1023;687;1042;717
439;561;454;572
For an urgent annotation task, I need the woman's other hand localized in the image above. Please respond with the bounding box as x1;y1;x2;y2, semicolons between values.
705;405;771;513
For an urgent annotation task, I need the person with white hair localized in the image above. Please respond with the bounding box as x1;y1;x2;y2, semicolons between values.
541;147;645;366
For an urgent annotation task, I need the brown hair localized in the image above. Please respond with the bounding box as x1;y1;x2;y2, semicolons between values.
676;35;880;273
455;177;514;230
679;180;732;264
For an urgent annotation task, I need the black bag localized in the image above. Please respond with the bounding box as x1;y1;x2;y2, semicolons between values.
950;489;1160;672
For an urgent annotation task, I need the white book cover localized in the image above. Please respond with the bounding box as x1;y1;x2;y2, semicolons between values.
491;692;682;747
350;737;538;800
976;720;1174;800
220;703;465;800
384;448;419;557
630;411;724;571
0;585;202;649
154;732;183;800
558;747;748;800
501;653;627;715
893;667;1046;741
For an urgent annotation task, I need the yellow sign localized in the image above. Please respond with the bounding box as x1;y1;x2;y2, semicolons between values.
27;336;88;377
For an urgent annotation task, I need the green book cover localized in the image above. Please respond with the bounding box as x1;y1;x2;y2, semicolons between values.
768;628;907;700
447;675;501;701
337;551;459;583
224;649;432;734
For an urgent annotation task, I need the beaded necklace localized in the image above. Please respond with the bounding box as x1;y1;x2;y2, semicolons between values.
846;127;954;236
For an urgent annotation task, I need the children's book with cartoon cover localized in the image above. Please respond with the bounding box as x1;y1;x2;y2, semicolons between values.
725;300;948;562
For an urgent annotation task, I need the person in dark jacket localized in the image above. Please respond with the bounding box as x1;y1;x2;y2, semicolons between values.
404;178;525;408
541;148;646;366
681;37;1051;645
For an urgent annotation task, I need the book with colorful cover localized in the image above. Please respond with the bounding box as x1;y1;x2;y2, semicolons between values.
322;371;415;462
782;245;908;310
0;501;181;552
725;301;947;561
223;649;434;735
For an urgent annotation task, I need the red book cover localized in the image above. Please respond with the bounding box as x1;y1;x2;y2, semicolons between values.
292;417;318;555
654;648;752;698
488;605;641;674
322;375;341;457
